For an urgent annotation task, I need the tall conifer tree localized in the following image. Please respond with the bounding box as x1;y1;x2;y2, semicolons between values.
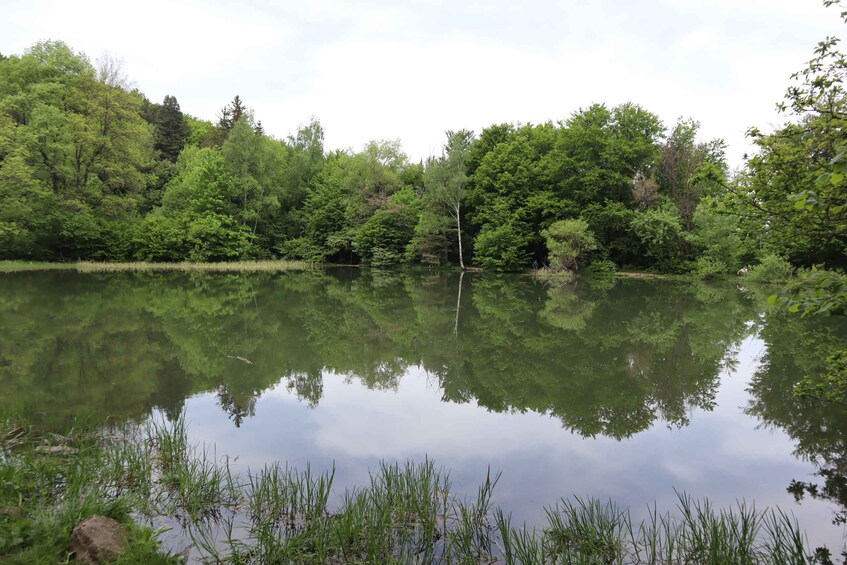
154;95;189;162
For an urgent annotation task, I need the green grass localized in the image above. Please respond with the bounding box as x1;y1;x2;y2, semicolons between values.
75;260;315;272
0;415;831;563
0;260;316;273
0;261;76;272
0;418;178;563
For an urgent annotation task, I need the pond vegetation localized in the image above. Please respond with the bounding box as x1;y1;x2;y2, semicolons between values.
0;415;826;563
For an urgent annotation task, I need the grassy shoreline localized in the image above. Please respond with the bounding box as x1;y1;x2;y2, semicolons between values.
0;415;831;564
0;261;77;271
0;260;315;273
0;261;707;280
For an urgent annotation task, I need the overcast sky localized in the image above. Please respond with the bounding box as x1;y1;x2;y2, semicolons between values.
2;0;843;168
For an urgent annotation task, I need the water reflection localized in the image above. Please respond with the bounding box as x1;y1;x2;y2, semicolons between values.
1;269;845;550
0;270;753;438
746;309;847;528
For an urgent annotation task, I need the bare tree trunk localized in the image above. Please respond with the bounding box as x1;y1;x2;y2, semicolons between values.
455;204;465;270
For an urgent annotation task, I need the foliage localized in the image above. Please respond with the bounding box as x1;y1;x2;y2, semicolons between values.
0;40;155;260
691;256;727;279
630;204;685;272
655;118;727;233
556;103;664;207
355;187;420;266
581;201;642;268
3;34;843;274
772;267;847;315
541;218;598;271
747;254;795;283
412;130;474;268
138;147;254;261
687;200;746;274
153;95;189;162
473;221;530;271
585;258;617;275
733;4;847;269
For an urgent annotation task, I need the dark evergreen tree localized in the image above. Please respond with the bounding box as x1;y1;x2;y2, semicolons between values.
217;105;233;131
230;95;246;124
154;95;190;162
217;95;247;132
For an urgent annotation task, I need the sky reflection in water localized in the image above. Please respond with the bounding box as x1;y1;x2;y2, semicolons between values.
2;269;846;552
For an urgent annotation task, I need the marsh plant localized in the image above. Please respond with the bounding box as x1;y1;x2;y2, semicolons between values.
0;415;829;563
75;260;314;273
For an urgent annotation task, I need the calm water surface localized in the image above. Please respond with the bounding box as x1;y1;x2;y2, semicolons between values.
1;269;845;553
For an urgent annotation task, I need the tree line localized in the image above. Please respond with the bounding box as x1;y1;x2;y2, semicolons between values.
0;26;844;275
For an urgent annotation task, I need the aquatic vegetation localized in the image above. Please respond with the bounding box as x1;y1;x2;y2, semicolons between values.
0;415;824;563
75;260;315;272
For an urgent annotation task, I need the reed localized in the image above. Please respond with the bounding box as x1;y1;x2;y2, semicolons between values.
0;261;75;271
74;260;315;272
0;415;825;563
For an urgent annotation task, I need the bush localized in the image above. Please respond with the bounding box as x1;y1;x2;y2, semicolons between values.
541;219;598;271
746;254;794;283
368;247;405;268
692;256;727;280
630;205;685;272
354;188;419;265
276;237;326;262
473;223;530;271
585;259;617;275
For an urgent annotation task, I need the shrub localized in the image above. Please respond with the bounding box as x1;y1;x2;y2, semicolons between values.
585;259;617;275
630;205;685;272
473;223;530;271
541;219;598;271
692;256;727;280
746;254;795;283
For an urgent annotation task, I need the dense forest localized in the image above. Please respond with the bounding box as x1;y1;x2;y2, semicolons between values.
0;11;845;277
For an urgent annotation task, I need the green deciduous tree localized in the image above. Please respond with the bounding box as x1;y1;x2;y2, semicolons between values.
542;219;598;271
355;186;420;267
0;40;154;259
139;146;253;261
555;103;664;207
473;221;530;272
734;4;847;268
687;199;746;275
656;118;727;233
631;204;685;272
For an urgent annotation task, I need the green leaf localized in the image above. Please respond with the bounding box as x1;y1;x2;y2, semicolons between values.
831;172;844;185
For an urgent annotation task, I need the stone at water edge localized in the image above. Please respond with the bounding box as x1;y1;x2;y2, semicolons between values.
0;506;23;518
35;445;79;456
69;516;129;563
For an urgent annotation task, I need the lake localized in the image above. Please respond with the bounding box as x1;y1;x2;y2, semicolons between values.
1;268;845;555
